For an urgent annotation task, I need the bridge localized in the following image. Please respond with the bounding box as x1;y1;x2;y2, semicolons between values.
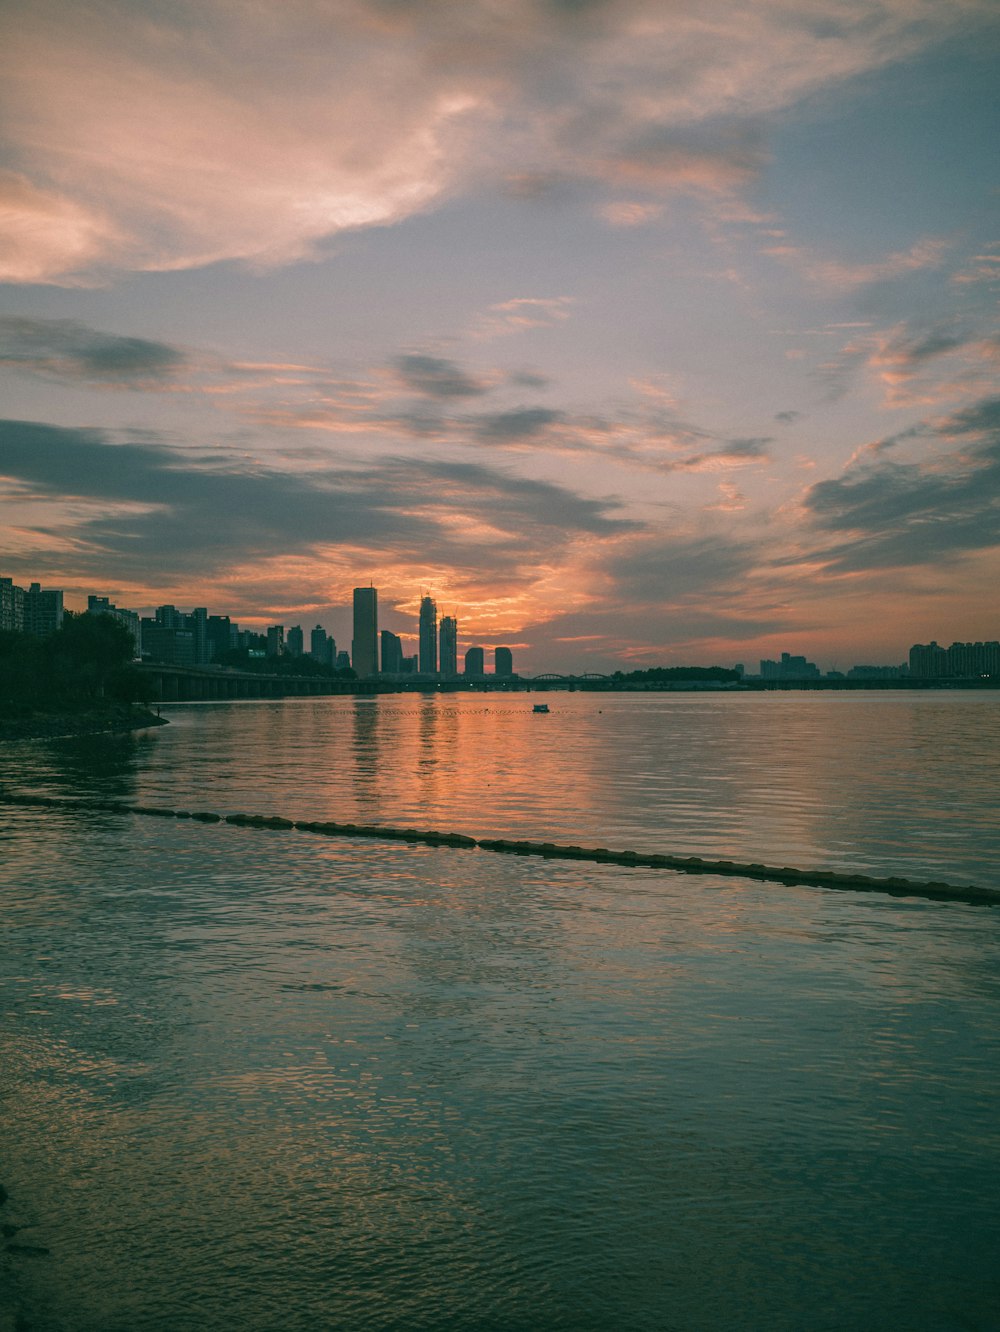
138;663;616;702
136;662;364;702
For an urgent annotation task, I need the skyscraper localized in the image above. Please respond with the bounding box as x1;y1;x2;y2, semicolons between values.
352;586;378;677
419;595;437;674
464;646;485;677
495;646;513;677
381;629;403;674
286;625;304;657
25;582;63;636
439;615;458;677
310;624;328;661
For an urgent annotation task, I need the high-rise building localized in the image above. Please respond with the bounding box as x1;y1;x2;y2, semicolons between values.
464;646;485;677
0;577;25;633
286;625;304;657
381;629;403;674
207;615;234;661
24;583;64;636
910;640;1000;678
266;625;284;658
190;606;209;665
759;652;820;680
352;586;378;677
155;604;184;631
439;615;458;677
310;624;336;666
495;646;513;677
419;595;437;674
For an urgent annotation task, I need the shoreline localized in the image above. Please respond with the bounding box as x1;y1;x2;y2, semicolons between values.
0;705;168;744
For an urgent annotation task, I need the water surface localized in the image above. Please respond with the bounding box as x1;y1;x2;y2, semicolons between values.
1;692;998;1330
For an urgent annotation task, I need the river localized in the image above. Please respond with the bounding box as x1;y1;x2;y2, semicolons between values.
1;691;998;1330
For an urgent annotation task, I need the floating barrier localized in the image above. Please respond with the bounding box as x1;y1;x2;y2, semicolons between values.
1;788;996;906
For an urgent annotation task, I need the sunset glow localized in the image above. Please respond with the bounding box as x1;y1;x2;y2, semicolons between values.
1;0;997;671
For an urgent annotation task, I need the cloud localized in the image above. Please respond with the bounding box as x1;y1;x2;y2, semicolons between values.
799;395;1000;572
598;200;664;228
0;172;120;284
765;236;950;292
605;531;753;603
473;407;564;441
865;324;1000;407
0;317;772;481
392;353;490;398
468;297;574;341
818;320;1000;405
593;126;766;197
0;417;633;592
3;0;990;281
0;317;188;386
509;370;550;388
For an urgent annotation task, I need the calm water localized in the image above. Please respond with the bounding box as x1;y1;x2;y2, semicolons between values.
1;691;998;1330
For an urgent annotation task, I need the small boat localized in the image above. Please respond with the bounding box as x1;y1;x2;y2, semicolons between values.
532;703;550;713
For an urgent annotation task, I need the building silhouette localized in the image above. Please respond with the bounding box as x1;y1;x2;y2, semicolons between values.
464;646;484;677
207;614;234;660
25;583;64;637
495;646;513;677
419;595;437;675
286;625;304;657
439;615;458;677
760;652;820;680
310;624;336;667
352;586;379;677
381;629;404;674
266;625;285;658
910;640;999;678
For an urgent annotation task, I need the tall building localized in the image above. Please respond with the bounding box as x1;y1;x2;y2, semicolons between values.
464;646;485;677
495;646;513;677
310;624;330;665
286;625;304;657
419;595;437;674
439;615;458;677
24;583;64;636
266;625;284;658
190;606;209;665
1;577;25;632
155;604;184;631
352;586;378;677
381;629;404;674
910;640;1000;678
206;614;234;661
760;652;820;680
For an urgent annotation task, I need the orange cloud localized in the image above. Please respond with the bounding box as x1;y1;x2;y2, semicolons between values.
2;0;987;282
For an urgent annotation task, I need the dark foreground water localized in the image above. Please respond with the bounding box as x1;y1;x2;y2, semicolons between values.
1;692;998;1330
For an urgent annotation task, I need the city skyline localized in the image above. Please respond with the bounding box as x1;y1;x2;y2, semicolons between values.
1;3;998;674
5;569;997;681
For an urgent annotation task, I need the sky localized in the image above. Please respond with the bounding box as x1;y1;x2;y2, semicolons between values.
1;0;998;674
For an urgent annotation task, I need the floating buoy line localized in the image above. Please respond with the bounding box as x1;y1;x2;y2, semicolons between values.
1;789;995;907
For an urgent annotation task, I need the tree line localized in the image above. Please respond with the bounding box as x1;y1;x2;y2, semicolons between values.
611;666;741;683
0;613;150;717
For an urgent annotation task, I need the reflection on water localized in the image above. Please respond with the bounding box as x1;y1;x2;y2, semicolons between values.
1;693;999;1330
10;690;995;885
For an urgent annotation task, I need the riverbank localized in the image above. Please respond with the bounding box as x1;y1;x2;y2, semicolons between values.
0;704;168;744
